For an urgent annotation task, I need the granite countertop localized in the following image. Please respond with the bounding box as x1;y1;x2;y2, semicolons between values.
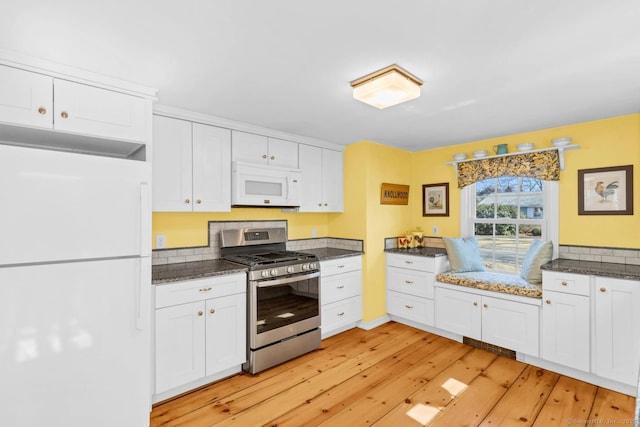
153;259;247;285
385;247;448;257
302;247;364;261
542;258;640;281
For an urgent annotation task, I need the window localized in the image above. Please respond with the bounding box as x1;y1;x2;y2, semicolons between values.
461;177;558;273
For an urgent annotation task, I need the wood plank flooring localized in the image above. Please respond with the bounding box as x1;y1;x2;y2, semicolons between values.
150;322;636;426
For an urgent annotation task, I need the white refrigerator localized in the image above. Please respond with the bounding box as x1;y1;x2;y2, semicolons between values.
0;144;152;427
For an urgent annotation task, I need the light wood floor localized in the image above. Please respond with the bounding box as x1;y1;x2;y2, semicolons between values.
150;322;636;426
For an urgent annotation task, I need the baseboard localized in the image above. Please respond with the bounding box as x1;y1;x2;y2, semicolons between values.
357;315;391;330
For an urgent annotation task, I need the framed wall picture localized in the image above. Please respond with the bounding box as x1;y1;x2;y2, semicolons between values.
422;183;449;217
578;165;634;215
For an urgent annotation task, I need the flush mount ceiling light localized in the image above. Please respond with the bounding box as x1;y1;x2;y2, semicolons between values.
350;64;423;109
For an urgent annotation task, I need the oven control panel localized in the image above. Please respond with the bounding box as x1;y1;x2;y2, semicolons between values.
250;262;319;281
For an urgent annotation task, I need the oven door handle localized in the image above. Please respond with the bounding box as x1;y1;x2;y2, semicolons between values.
255;271;320;287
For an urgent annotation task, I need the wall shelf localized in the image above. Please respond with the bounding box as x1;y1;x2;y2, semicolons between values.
444;145;580;171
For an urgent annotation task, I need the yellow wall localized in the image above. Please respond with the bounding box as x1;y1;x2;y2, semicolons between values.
412;113;640;248
153;210;330;248
329;142;413;321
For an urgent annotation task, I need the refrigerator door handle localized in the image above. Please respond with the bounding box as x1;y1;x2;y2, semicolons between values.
140;182;151;257
136;257;151;331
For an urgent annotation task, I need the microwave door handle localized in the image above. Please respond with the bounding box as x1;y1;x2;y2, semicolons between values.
286;175;291;200
255;271;320;287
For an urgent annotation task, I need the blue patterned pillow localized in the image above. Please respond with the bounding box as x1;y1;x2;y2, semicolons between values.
520;240;553;284
442;236;486;273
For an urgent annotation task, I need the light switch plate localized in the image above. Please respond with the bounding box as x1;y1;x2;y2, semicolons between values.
432;226;439;235
156;234;166;249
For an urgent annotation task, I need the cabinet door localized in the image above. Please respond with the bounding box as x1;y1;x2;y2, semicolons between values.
192;123;231;212
0;66;52;129
321;149;344;212
322;270;362;305
152;116;193;212
231;131;268;164
155;301;206;393
434;287;481;339
54;79;147;142
594;277;640;385
387;290;435;326
482;296;539;356
205;294;246;376
542;290;590;371
387;267;434;299
298;144;323;212
268;137;298;168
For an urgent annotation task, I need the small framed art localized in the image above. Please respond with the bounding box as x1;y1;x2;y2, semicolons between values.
578;165;633;215
422;182;449;217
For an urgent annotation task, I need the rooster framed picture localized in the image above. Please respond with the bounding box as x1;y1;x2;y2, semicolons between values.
578;165;634;215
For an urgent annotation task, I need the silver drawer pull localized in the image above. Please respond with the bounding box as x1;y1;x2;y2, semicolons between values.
405;280;414;284
405;304;413;309
561;281;568;286
337;265;345;269
199;287;212;292
337;312;345;316
337;285;345;289
404;260;413;264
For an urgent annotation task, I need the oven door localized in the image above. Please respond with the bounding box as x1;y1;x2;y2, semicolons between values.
249;271;320;349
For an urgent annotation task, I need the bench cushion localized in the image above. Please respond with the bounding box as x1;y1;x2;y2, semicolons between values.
436;271;542;298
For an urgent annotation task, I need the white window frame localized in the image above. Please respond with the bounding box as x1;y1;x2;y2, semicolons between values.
460;179;559;267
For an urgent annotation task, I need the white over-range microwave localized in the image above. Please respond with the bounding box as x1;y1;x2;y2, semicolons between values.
231;161;301;207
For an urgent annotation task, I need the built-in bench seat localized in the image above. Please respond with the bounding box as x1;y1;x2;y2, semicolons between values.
436;271;542;298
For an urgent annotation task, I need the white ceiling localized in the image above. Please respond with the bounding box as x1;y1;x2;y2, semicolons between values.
2;0;640;151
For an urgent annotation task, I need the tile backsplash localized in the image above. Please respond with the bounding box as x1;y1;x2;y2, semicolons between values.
153;220;363;265
384;236;445;249
559;245;640;265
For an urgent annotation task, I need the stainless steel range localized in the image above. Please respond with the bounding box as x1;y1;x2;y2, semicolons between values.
221;227;321;374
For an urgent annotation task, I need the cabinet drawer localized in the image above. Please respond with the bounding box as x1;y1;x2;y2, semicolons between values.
321;256;362;276
155;273;246;308
386;253;435;272
322;270;361;304
387;291;434;326
322;296;361;331
387;266;434;299
542;271;590;296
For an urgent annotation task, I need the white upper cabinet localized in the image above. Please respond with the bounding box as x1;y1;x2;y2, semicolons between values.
53;79;147;142
152;115;231;212
299;145;344;212
231;130;298;168
0;66;52;129
0;65;149;143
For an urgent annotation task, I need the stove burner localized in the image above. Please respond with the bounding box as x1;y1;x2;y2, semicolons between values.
223;250;316;267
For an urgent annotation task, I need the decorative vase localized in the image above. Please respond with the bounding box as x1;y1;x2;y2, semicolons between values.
412;232;424;248
397;236;409;249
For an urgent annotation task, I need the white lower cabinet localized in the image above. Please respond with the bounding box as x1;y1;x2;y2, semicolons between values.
594;276;640;386
386;253;449;328
320;256;362;338
154;273;246;398
435;286;540;356
541;271;590;372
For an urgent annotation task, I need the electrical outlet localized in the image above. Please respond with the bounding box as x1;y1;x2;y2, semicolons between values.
311;228;317;238
432;225;439;235
156;234;166;249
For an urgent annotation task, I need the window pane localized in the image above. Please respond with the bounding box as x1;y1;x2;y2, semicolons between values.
494;233;518;273
520;178;543;219
475;178;496;218
474;231;493;269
